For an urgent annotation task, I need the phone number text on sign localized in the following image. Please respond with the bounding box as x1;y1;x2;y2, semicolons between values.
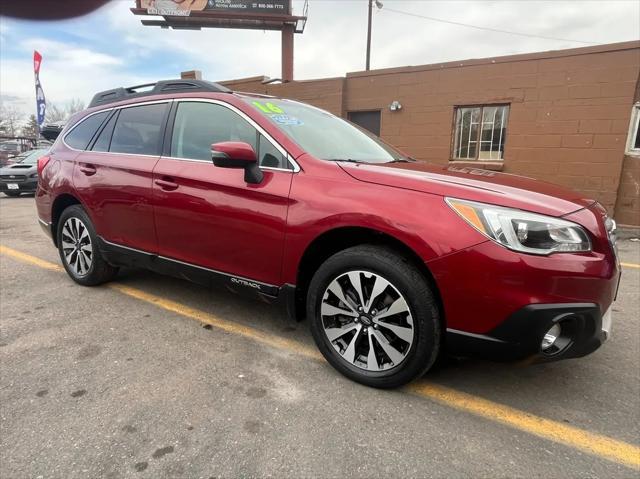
209;0;289;12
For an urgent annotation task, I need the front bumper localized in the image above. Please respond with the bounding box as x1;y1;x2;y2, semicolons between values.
428;206;619;363
446;303;610;362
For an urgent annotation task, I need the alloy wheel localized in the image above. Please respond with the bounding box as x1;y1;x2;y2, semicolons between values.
320;270;415;371
61;217;93;277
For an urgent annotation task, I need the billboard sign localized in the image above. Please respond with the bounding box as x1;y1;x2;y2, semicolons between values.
141;0;291;16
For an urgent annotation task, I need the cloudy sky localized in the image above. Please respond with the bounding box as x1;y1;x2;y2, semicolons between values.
1;0;639;119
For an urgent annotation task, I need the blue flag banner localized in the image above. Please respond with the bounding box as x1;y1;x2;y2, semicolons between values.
34;50;46;128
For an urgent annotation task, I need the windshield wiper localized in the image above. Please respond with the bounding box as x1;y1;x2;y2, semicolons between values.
332;158;415;164
385;158;415;163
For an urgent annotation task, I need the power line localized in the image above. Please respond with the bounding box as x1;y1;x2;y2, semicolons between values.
382;7;601;45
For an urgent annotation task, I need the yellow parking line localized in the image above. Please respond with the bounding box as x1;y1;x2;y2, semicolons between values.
108;283;323;361
0;245;64;272
1;244;639;470
621;262;640;269
407;382;640;469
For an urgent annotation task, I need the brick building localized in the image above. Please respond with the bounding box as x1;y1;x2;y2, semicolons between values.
219;41;640;226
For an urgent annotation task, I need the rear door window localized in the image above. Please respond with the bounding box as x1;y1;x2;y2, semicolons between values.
110;103;168;156
64;111;109;150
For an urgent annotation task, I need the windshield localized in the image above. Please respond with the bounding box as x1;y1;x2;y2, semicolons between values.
243;97;407;163
16;149;47;165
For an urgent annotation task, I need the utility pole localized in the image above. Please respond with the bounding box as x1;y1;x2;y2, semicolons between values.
366;0;382;71
366;0;373;71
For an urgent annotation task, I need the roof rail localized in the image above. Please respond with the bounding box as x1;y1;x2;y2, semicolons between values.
88;79;232;108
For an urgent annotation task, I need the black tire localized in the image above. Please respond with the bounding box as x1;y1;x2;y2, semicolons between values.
57;205;118;286
4;191;21;197
307;245;441;388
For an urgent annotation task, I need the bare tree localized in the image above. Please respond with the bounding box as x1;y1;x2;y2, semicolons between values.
66;98;85;116
0;104;24;137
45;103;67;123
46;99;86;123
21;115;39;138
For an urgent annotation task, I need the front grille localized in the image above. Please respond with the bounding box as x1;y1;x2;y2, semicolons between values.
0;175;26;181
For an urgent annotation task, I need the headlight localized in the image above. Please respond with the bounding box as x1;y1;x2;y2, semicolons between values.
29;173;38;178
446;198;591;255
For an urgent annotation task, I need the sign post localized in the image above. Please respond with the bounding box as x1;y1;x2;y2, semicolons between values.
33;50;46;137
132;0;307;82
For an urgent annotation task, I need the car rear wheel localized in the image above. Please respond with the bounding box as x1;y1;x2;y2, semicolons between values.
307;245;441;388
57;205;118;286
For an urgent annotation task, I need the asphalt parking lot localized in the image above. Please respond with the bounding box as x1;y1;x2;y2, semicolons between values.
0;195;638;478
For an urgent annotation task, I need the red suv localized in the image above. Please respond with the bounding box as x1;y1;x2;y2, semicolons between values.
35;80;620;388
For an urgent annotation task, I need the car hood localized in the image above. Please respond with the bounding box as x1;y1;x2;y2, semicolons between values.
0;163;37;175
338;161;594;217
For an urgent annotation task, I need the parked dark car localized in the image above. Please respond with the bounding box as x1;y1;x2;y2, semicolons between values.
0;141;23;166
40;122;65;142
0;148;48;196
35;79;619;388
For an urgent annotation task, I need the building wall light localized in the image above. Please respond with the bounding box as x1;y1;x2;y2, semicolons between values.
389;100;402;111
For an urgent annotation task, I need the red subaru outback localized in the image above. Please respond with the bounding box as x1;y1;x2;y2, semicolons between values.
35;80;620;388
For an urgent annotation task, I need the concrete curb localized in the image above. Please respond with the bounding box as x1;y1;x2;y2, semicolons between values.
617;226;640;240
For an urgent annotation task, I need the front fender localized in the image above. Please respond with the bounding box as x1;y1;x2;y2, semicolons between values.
281;170;487;284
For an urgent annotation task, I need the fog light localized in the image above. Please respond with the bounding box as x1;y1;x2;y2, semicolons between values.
541;323;561;351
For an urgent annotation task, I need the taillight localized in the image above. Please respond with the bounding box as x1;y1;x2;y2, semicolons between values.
37;155;51;176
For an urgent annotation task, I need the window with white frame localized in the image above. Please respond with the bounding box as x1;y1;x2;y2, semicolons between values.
452;105;509;161
626;102;640;155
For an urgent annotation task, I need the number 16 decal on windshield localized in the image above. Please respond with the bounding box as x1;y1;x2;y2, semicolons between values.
253;101;284;114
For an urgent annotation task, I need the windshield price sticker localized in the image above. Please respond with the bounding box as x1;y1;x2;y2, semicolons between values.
252;101;303;126
270;114;303;126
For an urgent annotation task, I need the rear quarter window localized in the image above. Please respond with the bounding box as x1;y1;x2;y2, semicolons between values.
64;111;110;150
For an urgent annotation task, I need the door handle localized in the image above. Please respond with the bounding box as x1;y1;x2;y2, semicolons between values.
79;164;97;176
154;177;179;191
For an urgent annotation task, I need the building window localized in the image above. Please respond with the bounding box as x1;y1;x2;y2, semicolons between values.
348;110;381;136
627;102;640;155
453;105;509;161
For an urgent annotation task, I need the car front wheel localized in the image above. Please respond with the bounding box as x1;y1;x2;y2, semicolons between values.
307;245;441;388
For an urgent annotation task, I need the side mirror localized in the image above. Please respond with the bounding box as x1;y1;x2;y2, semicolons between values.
211;141;263;184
